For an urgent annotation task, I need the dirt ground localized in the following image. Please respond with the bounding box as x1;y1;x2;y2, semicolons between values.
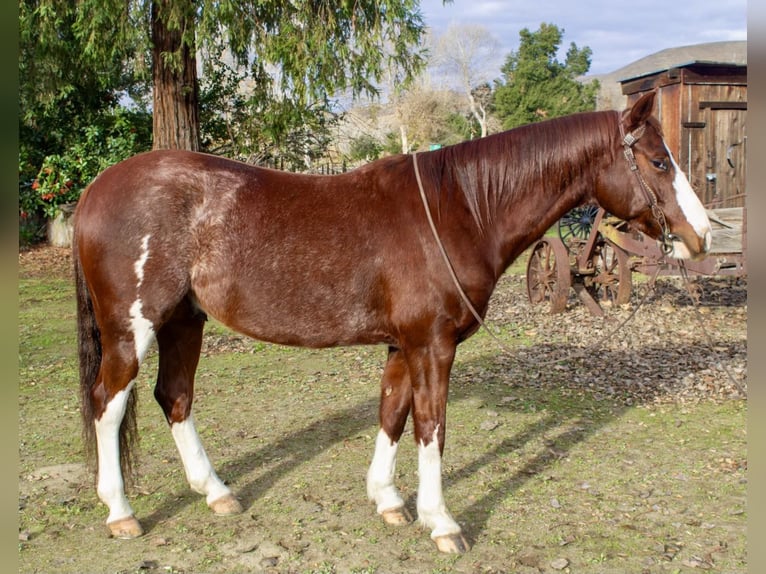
19;245;747;574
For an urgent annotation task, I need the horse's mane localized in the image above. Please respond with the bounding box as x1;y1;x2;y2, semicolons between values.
418;110;620;232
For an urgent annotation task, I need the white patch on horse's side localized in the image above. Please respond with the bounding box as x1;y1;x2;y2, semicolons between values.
95;382;136;523
134;234;151;286
129;234;155;362
666;145;713;250
170;415;233;505
129;299;154;363
417;426;461;538
367;428;404;513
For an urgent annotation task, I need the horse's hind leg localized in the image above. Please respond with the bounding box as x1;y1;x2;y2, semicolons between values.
154;298;242;516
94;355;142;537
93;327;155;538
367;347;413;525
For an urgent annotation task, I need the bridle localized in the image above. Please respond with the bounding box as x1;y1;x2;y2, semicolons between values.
409;121;677;335
618;119;676;255
411;132;744;395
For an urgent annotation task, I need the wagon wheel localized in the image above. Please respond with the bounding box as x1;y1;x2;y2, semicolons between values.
526;237;571;314
558;205;600;254
586;239;632;306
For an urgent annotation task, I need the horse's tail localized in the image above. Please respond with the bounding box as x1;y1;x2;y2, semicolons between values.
74;225;139;482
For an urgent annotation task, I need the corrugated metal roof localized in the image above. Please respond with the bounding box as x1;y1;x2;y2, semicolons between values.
590;41;747;111
611;41;746;82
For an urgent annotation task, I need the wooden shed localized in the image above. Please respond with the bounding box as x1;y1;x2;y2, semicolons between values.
620;60;747;208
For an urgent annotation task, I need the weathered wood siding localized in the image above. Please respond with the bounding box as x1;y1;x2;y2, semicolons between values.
622;64;747;208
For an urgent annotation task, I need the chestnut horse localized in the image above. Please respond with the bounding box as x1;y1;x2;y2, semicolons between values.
73;91;711;553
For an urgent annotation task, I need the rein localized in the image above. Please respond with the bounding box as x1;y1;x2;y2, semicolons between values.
410;141;745;393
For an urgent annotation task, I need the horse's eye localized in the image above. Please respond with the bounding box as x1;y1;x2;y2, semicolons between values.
651;158;669;172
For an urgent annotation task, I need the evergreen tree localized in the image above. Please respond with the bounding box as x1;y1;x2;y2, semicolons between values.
493;23;599;129
20;0;432;149
63;0;429;150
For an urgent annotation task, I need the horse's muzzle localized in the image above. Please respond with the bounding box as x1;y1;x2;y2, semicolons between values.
663;230;711;261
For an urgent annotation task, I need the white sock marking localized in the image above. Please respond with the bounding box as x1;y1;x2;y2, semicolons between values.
367;429;404;513
417;426;461;538
171;415;232;504
95;383;136;523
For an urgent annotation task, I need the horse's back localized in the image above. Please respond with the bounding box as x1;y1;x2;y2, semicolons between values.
73;150;427;348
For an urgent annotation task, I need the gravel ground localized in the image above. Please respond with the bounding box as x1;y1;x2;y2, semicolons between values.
484;272;746;405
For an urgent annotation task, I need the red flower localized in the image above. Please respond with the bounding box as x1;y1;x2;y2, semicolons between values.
31;180;39;191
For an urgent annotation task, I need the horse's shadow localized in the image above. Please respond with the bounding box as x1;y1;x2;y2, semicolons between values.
139;394;379;532
139;339;739;545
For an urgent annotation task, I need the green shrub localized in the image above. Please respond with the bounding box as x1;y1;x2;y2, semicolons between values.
19;107;151;241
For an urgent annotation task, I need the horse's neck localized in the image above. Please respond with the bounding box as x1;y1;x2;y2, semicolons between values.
472;115;614;273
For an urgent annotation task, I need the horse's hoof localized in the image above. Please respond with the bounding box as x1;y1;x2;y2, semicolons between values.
209;493;243;516
107;516;144;539
381;506;413;526
433;532;471;554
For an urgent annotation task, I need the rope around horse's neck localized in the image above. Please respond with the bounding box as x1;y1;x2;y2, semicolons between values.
411;151;653;360
410;151;746;394
412;151;513;352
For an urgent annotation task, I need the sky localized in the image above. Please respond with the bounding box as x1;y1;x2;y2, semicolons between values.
418;0;748;76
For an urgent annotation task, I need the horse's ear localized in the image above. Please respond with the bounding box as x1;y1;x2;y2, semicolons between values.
623;91;656;129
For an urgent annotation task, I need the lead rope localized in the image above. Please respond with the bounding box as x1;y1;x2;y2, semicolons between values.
619;121;745;396
412;152;745;390
412;151;513;353
412;151;661;365
677;261;747;396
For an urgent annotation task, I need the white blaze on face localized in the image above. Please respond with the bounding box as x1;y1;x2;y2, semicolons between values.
666;145;713;253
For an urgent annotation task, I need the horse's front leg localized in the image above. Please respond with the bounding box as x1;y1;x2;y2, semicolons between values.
406;338;470;554
367;347;414;525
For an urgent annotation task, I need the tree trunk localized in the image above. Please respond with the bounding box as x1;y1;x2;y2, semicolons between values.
151;0;200;151
399;124;409;154
467;90;488;138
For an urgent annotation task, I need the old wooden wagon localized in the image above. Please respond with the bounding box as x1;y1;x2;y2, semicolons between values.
526;46;747;315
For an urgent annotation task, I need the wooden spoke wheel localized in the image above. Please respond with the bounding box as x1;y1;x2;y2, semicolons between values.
586;239;632;306
558;205;600;253
526;237;571;314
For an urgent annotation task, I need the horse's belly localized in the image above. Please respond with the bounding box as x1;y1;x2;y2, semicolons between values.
191;273;391;348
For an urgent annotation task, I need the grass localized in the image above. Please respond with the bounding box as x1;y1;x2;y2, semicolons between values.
18;262;746;574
